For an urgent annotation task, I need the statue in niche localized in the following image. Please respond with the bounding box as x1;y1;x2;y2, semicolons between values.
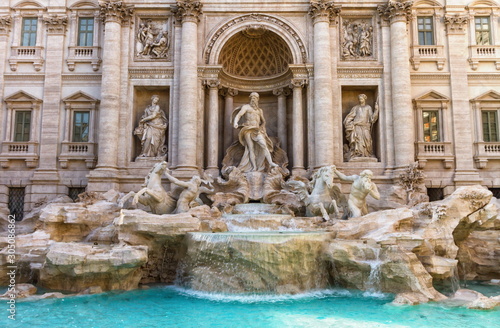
136;19;170;59
231;92;279;173
343;94;379;161
134;95;168;159
341;19;373;59
333;168;380;219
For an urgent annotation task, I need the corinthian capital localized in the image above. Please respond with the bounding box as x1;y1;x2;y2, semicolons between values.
99;1;134;24
309;0;341;23
174;0;203;24
0;15;12;34
444;14;468;34
378;0;413;24
43;15;68;34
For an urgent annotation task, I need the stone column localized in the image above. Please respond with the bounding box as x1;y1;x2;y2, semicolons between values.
378;0;414;168
290;79;308;176
444;14;481;185
96;1;132;170
222;88;238;152
0;16;11;209
0;16;11;143
175;0;203;175
309;1;339;168
273;88;290;151
30;15;68;202
205;79;220;175
88;1;133;192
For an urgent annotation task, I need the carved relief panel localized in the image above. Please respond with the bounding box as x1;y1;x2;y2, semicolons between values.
340;17;375;61
135;17;172;61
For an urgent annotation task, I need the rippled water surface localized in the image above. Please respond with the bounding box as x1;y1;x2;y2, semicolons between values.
2;285;500;328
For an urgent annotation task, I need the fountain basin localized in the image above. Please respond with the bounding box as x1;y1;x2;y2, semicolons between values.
177;231;333;294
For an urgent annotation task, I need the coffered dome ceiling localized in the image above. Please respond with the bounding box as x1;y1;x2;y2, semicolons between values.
219;27;293;78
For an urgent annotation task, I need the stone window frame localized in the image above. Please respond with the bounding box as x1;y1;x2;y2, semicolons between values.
67;2;101;71
409;1;446;71
471;90;500;168
413;90;453;169
9;2;46;71
0;91;42;168
59;91;99;169
467;1;500;70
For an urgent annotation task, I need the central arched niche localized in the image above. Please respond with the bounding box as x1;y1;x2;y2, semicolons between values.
219;27;293;78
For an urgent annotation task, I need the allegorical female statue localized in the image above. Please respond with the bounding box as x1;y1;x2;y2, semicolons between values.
134;95;168;159
343;94;379;161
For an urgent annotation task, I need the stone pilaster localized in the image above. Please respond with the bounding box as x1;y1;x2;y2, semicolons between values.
88;1;133;192
273;87;291;151
309;0;340;168
205;79;220;175
378;0;414;169
174;0;203;176
0;16;11;146
222;88;238;152
290;78;308;176
30;15;68;202
444;14;482;185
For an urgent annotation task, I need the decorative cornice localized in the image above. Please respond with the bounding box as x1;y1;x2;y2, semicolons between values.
62;74;103;82
43;15;68;34
378;0;413;24
173;0;203;24
309;0;341;24
99;1;134;25
337;67;383;79
205;14;308;64
4;74;45;82
128;68;174;80
0;15;12;34
444;14;468;34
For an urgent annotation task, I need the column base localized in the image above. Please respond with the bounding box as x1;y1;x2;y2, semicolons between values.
453;170;483;186
291;167;307;178
29;169;65;207
204;167;220;178
172;166;200;180
87;167;121;192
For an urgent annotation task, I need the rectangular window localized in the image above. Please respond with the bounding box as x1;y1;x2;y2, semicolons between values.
72;111;90;142
475;17;491;45
21;17;37;47
8;187;25;221
14;111;31;142
68;187;86;202
417;17;434;46
78;17;94;47
482;110;498;142
423;111;440;142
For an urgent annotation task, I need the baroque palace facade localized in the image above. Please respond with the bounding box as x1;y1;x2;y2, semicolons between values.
1;0;500;216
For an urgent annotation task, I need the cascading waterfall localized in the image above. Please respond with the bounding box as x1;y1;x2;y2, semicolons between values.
363;247;383;297
176;231;332;294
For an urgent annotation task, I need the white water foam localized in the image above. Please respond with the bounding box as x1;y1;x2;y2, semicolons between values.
170;286;353;303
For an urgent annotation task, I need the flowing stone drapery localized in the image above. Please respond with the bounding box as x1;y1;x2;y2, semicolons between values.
378;0;414;168
205;79;220;175
444;15;481;184
309;0;339;168
95;1;133;170
290;78;307;175
175;0;202;174
273;88;290;151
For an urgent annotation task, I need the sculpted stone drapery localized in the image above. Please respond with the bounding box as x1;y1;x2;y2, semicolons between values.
231;92;278;173
134;95;168;159
344;94;378;161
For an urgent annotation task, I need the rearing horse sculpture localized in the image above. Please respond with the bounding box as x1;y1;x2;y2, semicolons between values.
119;161;176;214
287;165;344;221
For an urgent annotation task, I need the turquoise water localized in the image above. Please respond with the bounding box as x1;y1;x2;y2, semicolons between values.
2;286;499;328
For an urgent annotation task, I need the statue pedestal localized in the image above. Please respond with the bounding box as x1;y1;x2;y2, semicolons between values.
348;157;377;163
245;172;266;200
